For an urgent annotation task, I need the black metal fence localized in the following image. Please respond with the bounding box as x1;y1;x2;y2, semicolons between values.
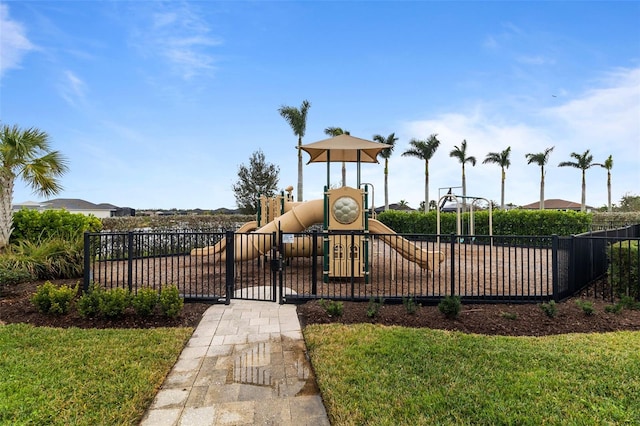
84;224;640;304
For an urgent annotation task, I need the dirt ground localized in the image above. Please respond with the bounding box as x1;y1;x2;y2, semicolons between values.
2;278;640;336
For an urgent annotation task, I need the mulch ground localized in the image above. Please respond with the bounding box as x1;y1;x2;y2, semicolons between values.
2;279;640;336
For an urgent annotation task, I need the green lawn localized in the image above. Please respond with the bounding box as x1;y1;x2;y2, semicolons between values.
304;324;640;425
0;324;192;425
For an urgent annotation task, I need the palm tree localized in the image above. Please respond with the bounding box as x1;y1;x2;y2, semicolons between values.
372;133;398;211
402;134;441;213
558;149;595;212
482;147;511;210
0;124;68;250
525;146;554;210
594;155;613;212
449;139;476;210
323;127;350;187
278;99;311;201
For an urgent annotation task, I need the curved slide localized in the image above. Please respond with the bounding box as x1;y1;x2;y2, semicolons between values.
368;219;445;270
190;199;324;261
191;200;445;270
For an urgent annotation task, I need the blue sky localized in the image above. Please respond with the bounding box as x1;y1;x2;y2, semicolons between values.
2;1;639;210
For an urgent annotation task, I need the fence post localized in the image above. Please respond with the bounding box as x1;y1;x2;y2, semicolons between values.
450;233;456;297
83;232;91;293
311;230;318;295
127;232;134;293
225;230;234;305
350;231;356;300
551;234;559;301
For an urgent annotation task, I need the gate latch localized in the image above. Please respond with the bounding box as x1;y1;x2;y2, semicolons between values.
270;258;282;272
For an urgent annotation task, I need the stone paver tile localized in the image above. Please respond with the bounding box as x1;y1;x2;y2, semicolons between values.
151;388;189;409
253;398;292;425
222;334;247;345
179;406;216;426
204;383;241;404
194;367;228;387
289;395;329;421
172;357;203;373
206;343;233;357
258;323;281;334
140;407;181;426
185;385;209;407
179;345;209;360
163;370;199;388
188;335;215;347
214;401;255;425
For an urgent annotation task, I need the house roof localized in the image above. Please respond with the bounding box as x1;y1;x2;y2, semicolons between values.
520;199;593;210
42;199;118;211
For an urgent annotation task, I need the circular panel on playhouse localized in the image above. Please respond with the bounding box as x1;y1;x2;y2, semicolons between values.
332;196;360;225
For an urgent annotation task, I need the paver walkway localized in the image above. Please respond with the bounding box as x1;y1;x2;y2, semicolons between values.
140;300;330;426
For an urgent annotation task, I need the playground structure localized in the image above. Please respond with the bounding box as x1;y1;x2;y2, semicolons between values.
436;187;493;245
191;134;446;280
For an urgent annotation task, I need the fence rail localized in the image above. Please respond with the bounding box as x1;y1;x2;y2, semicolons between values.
84;224;640;304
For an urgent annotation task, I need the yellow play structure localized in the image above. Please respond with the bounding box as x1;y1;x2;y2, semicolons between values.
190;134;445;280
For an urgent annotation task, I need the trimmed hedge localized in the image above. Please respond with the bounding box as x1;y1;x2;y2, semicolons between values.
11;209;102;243
377;209;591;236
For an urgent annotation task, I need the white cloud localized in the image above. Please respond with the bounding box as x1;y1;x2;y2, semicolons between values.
57;70;87;107
391;67;640;210
131;3;222;80
0;3;35;78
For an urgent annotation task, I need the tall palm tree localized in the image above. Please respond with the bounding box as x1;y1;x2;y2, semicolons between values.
323;127;350;187
558;149;595;213
372;133;398;211
594;155;613;212
449;139;476;210
482;146;511;210
0;124;68;250
402;134;441;213
525;146;554;210
278;99;311;201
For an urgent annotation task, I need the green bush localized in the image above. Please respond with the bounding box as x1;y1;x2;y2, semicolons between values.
98;288;131;318
319;299;344;317
366;297;385;318
608;240;639;299
11;209;102;244
76;283;104;318
0;266;34;287
377;209;591;236
1;237;83;280
30;281;78;315
159;285;183;318
575;299;595;316
540;300;558;318
132;288;159;316
438;295;461;319
403;296;420;315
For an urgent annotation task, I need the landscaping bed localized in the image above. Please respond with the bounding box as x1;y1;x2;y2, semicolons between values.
2;279;639;336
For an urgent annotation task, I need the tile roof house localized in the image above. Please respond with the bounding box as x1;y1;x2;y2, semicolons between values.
12;198;133;218
520;199;593;212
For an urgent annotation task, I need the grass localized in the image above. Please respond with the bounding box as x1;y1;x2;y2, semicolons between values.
304;324;640;425
0;324;193;425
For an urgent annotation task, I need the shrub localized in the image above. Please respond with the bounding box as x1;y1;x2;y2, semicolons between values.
540;300;558;318
403;296;420;315
0;266;34;287
608;240;639;299
438;295;461;319
77;284;104;318
98;288;131;318
604;303;623;314
500;311;518;320
11;208;102;244
318;299;344;317
575;300;595;316
366;297;385;318
1;237;83;280
619;295;640;310
30;281;78;315
159;285;183;318
132;288;159;316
